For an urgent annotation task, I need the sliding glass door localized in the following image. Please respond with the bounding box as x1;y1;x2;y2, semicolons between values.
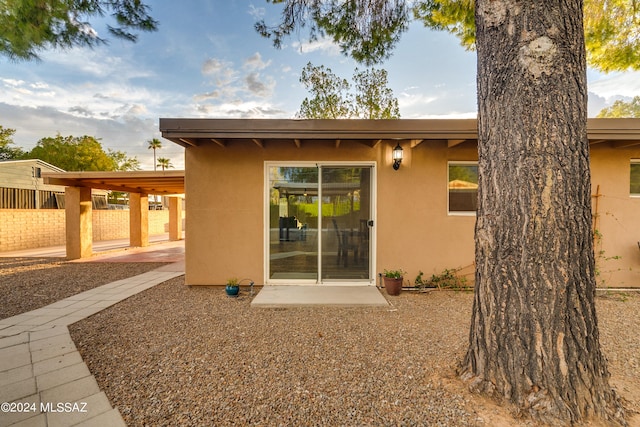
268;166;319;281
267;164;374;284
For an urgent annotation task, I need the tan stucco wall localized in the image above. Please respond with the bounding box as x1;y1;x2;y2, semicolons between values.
185;140;640;288
184;140;478;286
590;145;640;287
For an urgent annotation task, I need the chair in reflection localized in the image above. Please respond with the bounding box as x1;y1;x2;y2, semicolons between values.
331;218;359;268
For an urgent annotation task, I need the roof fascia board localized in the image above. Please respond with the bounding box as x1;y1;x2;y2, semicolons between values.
159;118;640;145
160;118;480;140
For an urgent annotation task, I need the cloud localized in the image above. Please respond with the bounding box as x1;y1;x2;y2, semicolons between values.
247;4;265;19
291;37;341;56
193;100;287;118
588;92;608;117
244;52;271;70
196;53;278;107
202;58;226;75
397;86;477;118
124;104;148;117
193;91;221;102
588;71;640;99
40;47;154;81
2;78;26;88
0;78;186;169
68;106;94;117
245;72;275;97
30;82;50;90
201;58;238;87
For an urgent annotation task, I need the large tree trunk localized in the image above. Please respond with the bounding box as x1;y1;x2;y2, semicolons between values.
460;1;625;425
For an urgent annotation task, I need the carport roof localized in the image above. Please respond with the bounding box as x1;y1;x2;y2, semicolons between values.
42;170;184;195
159;118;640;149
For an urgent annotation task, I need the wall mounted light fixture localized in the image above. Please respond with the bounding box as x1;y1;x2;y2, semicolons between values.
392;143;403;170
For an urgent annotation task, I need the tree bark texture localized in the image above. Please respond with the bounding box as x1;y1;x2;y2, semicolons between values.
461;1;625;425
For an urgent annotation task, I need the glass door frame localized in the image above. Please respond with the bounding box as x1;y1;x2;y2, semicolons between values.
264;161;376;285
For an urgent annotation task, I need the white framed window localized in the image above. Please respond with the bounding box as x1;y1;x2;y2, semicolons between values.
631;160;640;197
448;161;478;215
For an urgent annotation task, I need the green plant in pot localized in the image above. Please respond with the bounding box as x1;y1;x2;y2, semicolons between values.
383;269;405;296
225;277;240;297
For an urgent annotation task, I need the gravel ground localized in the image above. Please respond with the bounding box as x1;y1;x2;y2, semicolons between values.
65;275;640;427
0;257;168;319
2;258;638;426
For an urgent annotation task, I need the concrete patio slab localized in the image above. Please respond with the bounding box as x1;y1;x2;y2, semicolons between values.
251;285;390;308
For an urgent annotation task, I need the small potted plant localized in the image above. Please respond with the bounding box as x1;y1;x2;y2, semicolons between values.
225;277;240;297
383;269;405;296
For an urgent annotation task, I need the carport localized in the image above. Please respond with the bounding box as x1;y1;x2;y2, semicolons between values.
43;170;185;259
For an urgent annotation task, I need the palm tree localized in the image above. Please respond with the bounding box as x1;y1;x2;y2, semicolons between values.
157;157;173;171
147;138;162;171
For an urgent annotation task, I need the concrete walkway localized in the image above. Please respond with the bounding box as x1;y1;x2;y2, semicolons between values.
0;264;183;427
0;234;182;259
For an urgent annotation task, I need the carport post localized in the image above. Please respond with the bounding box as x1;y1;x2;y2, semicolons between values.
130;192;149;247
169;196;183;241
65;186;92;259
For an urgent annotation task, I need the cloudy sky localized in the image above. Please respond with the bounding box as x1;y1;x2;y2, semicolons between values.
1;1;639;170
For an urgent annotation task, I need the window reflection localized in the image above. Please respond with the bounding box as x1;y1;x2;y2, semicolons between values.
631;162;640;195
269;167;319;280
448;163;478;213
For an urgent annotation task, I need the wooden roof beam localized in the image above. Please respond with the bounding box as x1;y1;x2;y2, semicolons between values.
178;138;198;147
611;140;640;149
410;139;424;148
335;139;341;148
294;139;301;148
211;138;226;147
448;139;467;148
252;138;264;148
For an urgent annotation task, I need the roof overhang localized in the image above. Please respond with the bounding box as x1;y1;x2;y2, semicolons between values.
159;118;478;148
159;118;640;149
42;170;185;195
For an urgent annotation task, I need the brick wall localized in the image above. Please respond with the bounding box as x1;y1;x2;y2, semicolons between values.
0;210;66;251
92;210;129;241
0;209;184;252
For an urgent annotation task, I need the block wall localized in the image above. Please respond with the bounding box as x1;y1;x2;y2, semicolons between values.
0;210;66;251
0;209;184;252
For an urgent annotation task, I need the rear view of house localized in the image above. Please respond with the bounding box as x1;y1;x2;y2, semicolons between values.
161;118;640;288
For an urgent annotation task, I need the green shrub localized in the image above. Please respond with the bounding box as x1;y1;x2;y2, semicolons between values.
414;268;469;291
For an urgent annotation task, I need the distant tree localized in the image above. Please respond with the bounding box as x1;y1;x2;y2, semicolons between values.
597;96;640;118
298;62;352;119
0;0;158;61
352;67;400;119
0;125;24;160
156;157;173;171
108;149;141;171
147;138;162;171
24;134;134;171
107;146;141;205
297;62;400;119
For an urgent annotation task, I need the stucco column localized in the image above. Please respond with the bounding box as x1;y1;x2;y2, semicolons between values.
130;192;149;247
65;186;92;259
169;197;183;241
